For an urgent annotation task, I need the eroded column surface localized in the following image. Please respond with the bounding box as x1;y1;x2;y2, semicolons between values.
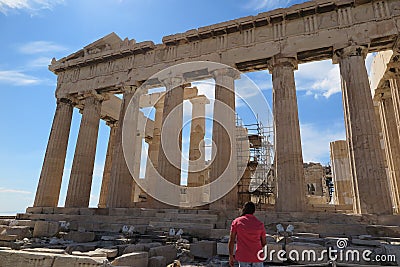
157;78;184;186
378;92;400;214
65;94;103;208
330;140;354;206
98;120;118;208
145;97;164;208
335;46;392;214
107;89;140;208
389;78;400;143
188;95;209;187
271;57;306;212
34;98;73;207
209;69;238;211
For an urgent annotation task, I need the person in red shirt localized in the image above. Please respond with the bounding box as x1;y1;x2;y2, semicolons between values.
229;201;267;267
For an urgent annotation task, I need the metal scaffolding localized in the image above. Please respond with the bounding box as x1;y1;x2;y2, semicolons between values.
236;115;275;210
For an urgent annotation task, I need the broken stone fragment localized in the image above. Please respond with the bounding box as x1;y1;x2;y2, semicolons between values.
148;244;177;264
148;255;166;267
33;221;59;237
190;240;217;259
94;248;118;258
111;251;148;267
64;231;95;243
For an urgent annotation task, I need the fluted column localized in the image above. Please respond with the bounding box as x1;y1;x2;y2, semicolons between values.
107;88;141;208
34;98;73;207
144;96;164;208
389;78;400;143
378;92;400;214
188;95;209;187
131;112;145;203
98;120;118;208
65;93;103;207
270;57;306;212
334;45;392;214
209;69;238;210
157;78;184;186
330;140;354;206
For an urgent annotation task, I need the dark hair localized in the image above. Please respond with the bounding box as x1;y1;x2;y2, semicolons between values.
241;201;256;216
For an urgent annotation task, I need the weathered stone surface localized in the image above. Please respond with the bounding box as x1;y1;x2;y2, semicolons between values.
0;250;107;267
366;225;400;237
1;226;31;239
94;248;118;258
33;221;59;237
148;245;177;264
22;248;66;254
148;255;166;267
65;231;95;242
53;255;107;267
0;234;17;241
123;244;145;254
72;250;107;257
190;240;217;259
143;242;162;251
351;238;382;247
111;251;148;267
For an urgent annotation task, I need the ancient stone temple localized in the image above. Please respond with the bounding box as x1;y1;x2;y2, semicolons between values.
2;0;400;266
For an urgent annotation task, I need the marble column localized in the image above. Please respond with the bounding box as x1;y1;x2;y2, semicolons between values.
107;88;141;208
65;93;103;208
378;92;400;214
389;78;400;143
330;140;354;206
270;57;306;212
131;112;145;203
209;69;238;211
98;120;118;208
334;45;392;214
188;95;209;187
157;78;184;187
34;98;73;207
144;96;164;207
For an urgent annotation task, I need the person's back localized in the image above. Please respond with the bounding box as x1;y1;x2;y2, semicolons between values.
229;202;266;267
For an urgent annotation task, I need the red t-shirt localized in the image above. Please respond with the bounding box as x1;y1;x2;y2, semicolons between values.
231;214;266;262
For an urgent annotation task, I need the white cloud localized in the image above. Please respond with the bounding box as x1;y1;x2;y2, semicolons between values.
245;0;297;11
0;187;32;194
0;0;64;15
0;70;41;85
28;57;51;68
295;60;341;99
19;41;67;54
300;123;346;163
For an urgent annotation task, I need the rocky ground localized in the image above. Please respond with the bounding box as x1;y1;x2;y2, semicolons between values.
0;216;400;266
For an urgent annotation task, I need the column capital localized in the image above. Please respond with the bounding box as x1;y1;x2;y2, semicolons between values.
267;56;298;72
211;68;240;80
375;86;392;101
78;91;107;103
160;76;189;90
385;64;400;79
57;97;73;105
189;95;210;105
333;45;368;64
106;119;118;128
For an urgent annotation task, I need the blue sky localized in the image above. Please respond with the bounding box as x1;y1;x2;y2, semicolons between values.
0;0;375;214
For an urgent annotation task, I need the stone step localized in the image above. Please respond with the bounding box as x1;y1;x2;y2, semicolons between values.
154;212;218;221
148;221;214;230
17;213;151;225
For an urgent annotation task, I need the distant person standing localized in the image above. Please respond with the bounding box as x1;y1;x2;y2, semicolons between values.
229;201;267;267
